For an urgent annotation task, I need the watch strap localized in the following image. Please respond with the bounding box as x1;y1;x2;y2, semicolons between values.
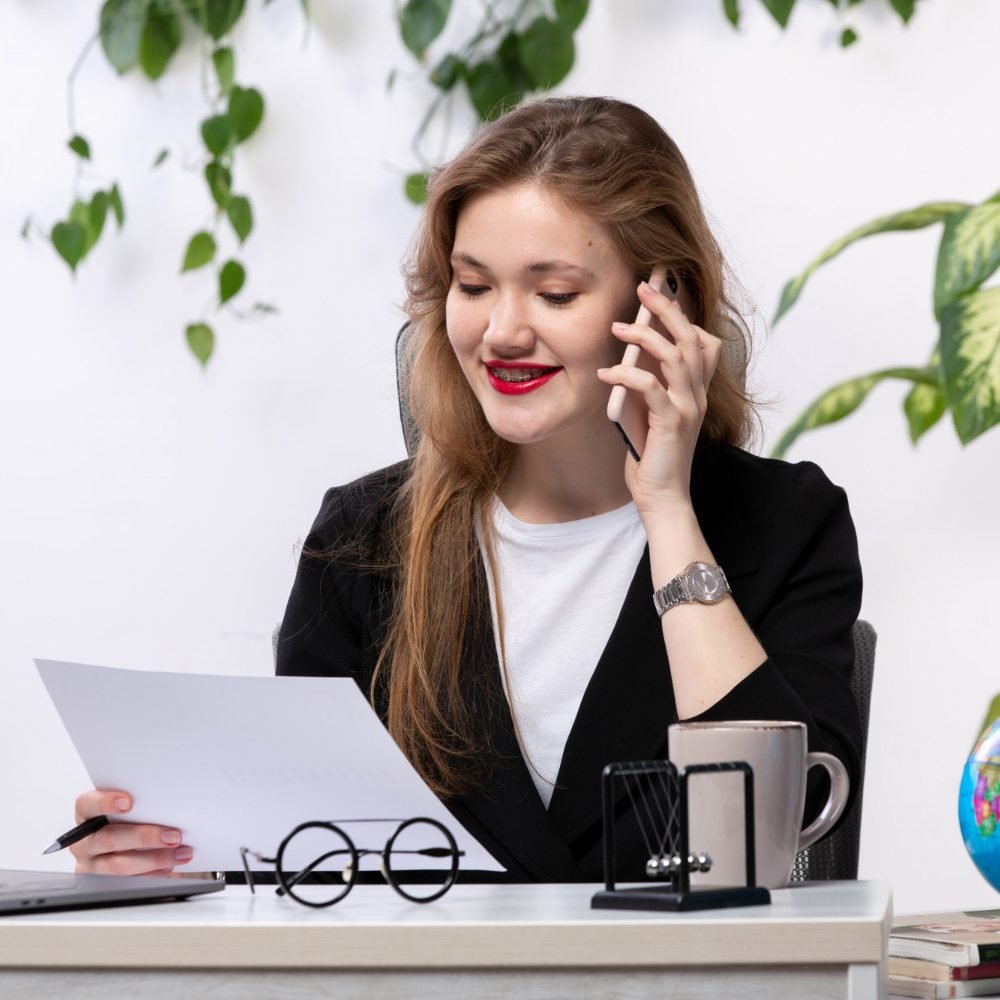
653;562;730;618
652;575;692;617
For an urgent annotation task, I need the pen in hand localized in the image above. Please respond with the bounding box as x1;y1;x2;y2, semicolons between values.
43;815;109;855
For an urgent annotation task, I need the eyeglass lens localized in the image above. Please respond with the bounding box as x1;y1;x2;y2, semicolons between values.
276;822;357;907
275;819;460;906
383;817;460;903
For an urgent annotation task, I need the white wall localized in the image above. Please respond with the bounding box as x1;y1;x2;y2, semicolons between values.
3;1;998;916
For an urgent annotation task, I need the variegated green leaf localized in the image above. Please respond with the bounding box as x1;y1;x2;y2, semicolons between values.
940;286;1000;444
903;381;946;444
902;350;945;444
771;366;938;459
773;201;970;325
934;199;1000;318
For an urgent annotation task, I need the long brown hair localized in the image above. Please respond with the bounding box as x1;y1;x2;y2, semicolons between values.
375;96;755;796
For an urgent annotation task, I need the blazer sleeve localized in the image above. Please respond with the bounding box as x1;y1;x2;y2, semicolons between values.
275;481;396;696
276;488;355;680
690;459;864;819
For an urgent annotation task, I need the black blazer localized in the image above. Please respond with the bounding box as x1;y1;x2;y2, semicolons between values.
276;443;863;883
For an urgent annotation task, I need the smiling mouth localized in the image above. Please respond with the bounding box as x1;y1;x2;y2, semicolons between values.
488;365;560;383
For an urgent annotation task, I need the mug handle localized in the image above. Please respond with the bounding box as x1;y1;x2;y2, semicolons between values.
796;751;850;851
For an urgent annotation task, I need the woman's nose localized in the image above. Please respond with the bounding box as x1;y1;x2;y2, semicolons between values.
482;295;535;353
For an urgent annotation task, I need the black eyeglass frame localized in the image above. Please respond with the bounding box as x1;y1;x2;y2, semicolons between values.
240;816;463;907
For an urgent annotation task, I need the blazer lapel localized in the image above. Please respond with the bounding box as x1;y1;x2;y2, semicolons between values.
546;446;761;850
545;547;672;847
448;564;585;882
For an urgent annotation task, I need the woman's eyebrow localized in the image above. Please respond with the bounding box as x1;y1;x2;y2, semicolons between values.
450;252;595;279
525;260;595;278
451;251;486;268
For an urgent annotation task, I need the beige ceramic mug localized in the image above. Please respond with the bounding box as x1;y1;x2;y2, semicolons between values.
667;720;849;889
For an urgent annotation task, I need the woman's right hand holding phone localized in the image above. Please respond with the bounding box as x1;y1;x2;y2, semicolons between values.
70;789;194;876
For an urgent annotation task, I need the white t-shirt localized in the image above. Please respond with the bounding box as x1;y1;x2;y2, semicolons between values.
482;498;648;807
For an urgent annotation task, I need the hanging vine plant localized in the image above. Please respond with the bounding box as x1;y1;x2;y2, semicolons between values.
393;0;924;205
26;0;296;366
393;0;591;205
724;0;923;48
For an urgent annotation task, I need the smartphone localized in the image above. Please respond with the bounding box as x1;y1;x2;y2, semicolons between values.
606;265;680;460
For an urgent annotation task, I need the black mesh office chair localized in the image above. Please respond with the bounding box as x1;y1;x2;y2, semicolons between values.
790;620;876;881
392;322;875;881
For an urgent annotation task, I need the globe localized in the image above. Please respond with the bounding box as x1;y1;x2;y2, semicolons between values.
959;718;1000;892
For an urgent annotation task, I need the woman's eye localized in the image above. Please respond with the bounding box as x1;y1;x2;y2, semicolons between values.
540;292;578;306
457;283;489;297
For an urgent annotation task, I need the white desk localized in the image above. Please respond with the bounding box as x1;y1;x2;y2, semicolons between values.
0;880;891;1000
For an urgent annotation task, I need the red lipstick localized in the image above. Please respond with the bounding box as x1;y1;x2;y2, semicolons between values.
485;361;562;395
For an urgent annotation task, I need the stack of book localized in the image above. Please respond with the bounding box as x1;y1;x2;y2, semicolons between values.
890;909;1000;998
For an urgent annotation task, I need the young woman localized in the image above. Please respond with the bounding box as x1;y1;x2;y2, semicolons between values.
72;97;862;880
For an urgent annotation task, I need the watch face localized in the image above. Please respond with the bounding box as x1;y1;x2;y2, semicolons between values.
686;562;727;603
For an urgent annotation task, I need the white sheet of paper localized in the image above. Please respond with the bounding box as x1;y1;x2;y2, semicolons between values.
36;659;505;873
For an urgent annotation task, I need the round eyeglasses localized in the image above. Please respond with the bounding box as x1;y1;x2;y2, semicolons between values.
240;817;463;907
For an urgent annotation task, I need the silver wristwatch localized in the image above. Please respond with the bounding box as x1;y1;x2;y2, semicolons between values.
653;561;731;617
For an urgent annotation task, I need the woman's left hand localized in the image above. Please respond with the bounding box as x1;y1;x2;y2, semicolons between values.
597;280;723;513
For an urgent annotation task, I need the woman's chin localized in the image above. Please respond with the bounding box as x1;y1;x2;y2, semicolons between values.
487;424;547;447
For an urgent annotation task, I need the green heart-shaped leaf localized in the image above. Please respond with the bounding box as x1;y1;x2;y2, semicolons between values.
228;86;265;143
400;0;452;58
100;0;145;74
404;172;429;205
760;0;796;28
555;0;589;29
182;231;217;272
219;259;246;304
186;322;215;366
888;0;916;23
519;17;574;89
205;160;233;208
212;46;235;93
68;134;91;160
187;0;246;40
723;0;740;27
51;221;87;272
497;32;531;93
934;199;1000;318
226;196;253;243
201;114;232;156
430;53;463;91
69;199;100;255
139;1;183;80
940;286;1000;444
464;60;519;121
